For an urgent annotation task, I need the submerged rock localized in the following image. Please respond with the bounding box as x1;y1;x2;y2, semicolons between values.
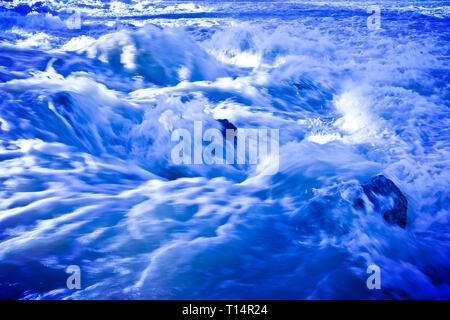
217;119;237;139
217;119;237;132
360;175;408;228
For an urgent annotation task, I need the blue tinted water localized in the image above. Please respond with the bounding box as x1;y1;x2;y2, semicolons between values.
0;0;449;299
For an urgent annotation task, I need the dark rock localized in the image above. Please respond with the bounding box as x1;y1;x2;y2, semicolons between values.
361;175;408;228
217;119;237;138
217;119;237;131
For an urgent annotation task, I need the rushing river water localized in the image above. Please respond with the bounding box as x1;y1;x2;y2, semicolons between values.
0;0;449;299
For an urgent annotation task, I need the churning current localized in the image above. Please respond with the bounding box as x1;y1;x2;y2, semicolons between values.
0;0;449;299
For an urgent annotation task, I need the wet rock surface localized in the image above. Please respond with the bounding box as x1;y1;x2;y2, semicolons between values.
217;119;237;137
361;175;408;228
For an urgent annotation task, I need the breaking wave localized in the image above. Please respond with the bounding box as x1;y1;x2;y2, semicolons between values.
0;0;449;299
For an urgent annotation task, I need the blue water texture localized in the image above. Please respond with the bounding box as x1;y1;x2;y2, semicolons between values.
0;0;449;299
